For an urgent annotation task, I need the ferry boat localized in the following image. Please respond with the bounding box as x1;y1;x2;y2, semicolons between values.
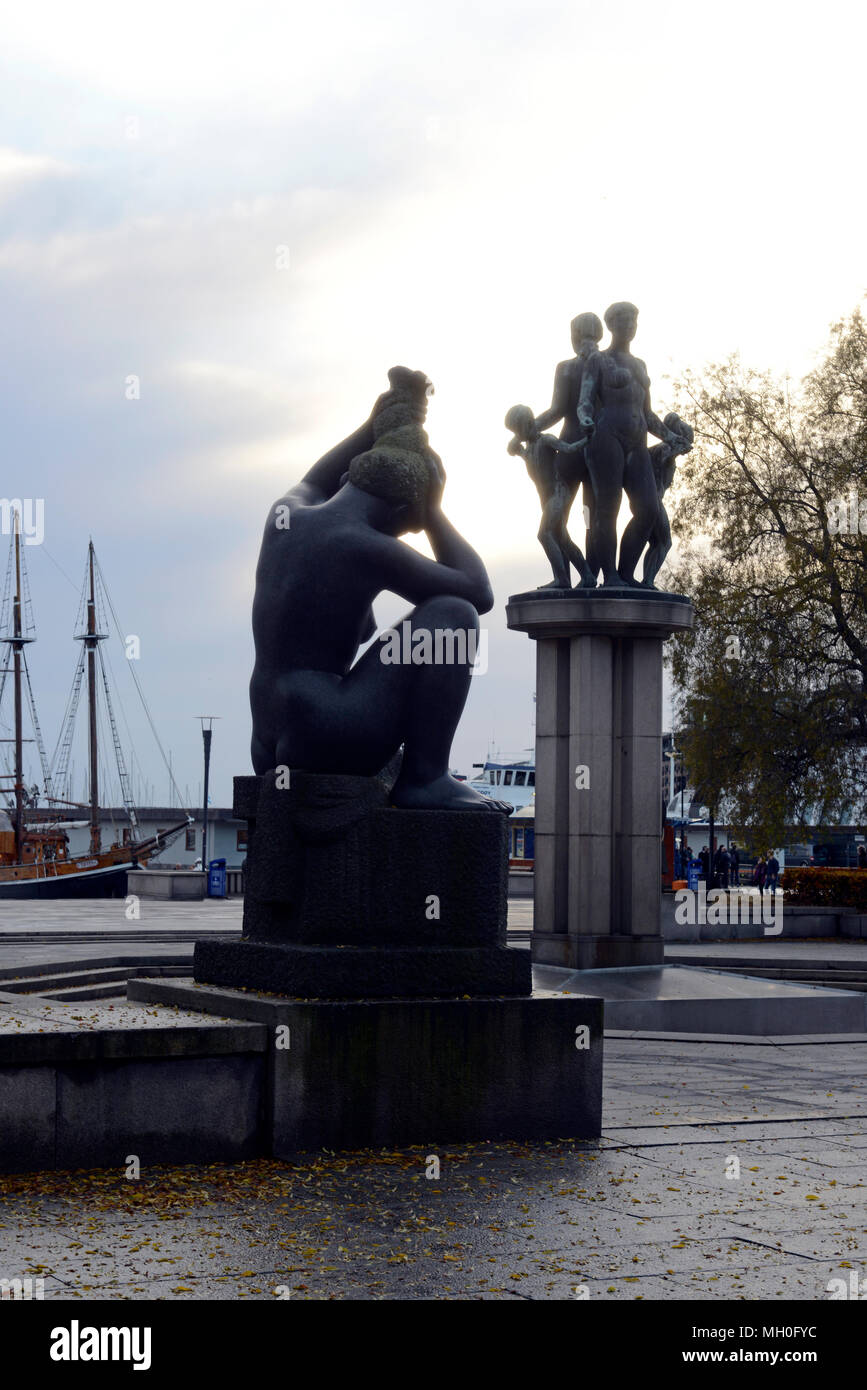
0;521;190;896
468;753;536;812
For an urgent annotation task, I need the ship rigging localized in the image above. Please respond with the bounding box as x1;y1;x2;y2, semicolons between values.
0;514;190;896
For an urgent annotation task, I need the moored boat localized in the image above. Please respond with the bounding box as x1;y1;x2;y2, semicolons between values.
0;519;189;896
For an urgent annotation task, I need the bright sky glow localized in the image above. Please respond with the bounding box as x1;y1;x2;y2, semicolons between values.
1;0;864;799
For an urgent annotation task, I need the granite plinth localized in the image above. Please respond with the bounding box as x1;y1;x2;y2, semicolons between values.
194;939;531;999
128;978;604;1148
195;773;530;998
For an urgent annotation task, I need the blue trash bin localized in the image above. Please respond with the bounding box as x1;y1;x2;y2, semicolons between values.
207;857;227;898
687;860;700;892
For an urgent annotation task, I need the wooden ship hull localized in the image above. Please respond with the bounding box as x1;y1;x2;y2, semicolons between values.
0;859;130;899
0;825;189;898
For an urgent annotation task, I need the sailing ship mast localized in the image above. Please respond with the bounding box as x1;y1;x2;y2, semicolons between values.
13;516;24;859
77;541;105;856
10;514;35;862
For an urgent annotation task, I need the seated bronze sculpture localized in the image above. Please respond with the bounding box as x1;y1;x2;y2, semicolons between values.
250;366;511;812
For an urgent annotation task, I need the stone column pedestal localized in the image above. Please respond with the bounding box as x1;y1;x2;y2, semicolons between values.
506;590;694;971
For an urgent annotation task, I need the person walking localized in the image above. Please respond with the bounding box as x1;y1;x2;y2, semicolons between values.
699;845;710;883
729;842;740;887
715;844;731;890
766;853;780;895
858;843;867;870
753;856;767;897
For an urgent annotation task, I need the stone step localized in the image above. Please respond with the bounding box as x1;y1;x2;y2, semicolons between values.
662;957;867;995
667;953;867;974
713;973;867;993
0;953;191;982
0;930;241;944
42;982;137;1001
1;962;193;998
1;966;133;993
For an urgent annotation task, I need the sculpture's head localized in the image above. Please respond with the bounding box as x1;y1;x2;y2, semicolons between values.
570;312;603;355
604;301;639;345
504;404;536;444
348;445;438;534
347;366;440;534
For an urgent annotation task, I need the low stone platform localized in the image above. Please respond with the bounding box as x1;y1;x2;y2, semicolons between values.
535;962;867;1035
128;977;603;1153
130;869;207;900
0;990;266;1172
0;968;603;1171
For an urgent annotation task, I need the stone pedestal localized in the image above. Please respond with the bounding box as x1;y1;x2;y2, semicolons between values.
506;589;694;971
194;771;531;998
182;770;603;1148
129;979;604;1149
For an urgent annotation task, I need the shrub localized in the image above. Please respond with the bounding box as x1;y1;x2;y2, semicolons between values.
781;867;867;909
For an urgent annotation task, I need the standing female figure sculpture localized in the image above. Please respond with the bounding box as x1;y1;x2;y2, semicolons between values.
578;302;684;587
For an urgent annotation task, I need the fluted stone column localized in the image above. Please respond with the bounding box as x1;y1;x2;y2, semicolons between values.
506;590;694;970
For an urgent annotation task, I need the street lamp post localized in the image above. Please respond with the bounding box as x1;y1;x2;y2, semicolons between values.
665;744;687;875
196;716;220;876
664;747;677;874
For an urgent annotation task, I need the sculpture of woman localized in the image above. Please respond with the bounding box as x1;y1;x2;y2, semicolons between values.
578;302;683;587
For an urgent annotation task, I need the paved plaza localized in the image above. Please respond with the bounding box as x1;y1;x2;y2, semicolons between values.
2;1042;865;1301
1;899;866;1300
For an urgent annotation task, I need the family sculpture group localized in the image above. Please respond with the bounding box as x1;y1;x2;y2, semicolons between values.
506;301;693;591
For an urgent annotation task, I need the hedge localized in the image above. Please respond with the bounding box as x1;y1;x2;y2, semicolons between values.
781;867;867;909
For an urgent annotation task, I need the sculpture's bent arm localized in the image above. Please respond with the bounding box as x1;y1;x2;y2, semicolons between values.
543;434;584;454
425;508;494;612
361;523;494;615
643;380;679;446
290;419;376;505
534;361;571;432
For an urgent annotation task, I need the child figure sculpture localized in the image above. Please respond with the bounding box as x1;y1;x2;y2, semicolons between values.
505;405;593;589
641;412;693;589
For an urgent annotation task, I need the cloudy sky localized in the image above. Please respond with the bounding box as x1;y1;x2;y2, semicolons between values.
1;0;864;807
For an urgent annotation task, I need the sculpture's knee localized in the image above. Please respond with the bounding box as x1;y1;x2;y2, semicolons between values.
409;596;481;670
413;595;479;634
